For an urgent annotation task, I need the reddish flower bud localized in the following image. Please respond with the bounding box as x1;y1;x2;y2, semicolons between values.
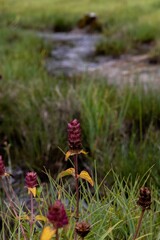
25;172;37;188
0;155;5;177
75;221;91;238
68;119;82;150
137;187;151;210
47;200;68;229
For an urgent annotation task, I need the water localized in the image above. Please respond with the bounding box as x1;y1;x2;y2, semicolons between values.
38;32;107;76
38;31;160;87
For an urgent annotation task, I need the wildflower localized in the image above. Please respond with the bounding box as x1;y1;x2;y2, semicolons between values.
68;119;82;151
133;187;152;240
75;221;91;238
137;187;151;210
47;200;68;229
65;119;87;161
0;155;5;177
25;172;38;188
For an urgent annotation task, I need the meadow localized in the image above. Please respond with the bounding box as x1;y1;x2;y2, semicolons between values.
0;1;160;238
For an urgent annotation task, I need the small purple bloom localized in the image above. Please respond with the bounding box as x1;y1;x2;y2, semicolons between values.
68;119;82;150
137;187;151;210
25;172;37;188
47;200;68;229
0;155;5;177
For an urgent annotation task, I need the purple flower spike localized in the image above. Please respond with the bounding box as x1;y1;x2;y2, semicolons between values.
68;119;82;151
0;155;5;177
137;187;151;210
47;200;68;229
25;172;37;188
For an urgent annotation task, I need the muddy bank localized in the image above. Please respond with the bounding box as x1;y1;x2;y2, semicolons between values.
90;54;160;88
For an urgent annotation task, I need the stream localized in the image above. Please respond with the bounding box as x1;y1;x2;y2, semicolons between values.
38;31;160;87
38;31;107;76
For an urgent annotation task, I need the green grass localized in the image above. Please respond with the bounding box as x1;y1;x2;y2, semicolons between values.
1;27;160;179
1;0;160;55
0;169;159;239
1;0;160;180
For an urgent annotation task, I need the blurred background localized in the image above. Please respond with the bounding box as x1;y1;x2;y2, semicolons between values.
1;0;160;184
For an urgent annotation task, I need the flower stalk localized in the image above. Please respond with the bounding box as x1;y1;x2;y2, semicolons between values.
25;172;38;232
47;200;68;240
133;209;145;240
74;154;79;222
133;187;151;240
30;193;34;231
67;119;82;240
56;229;59;240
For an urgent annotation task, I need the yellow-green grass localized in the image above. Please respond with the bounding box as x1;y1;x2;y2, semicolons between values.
1;0;160;31
1;0;160;56
1;0;160;179
0;169;160;239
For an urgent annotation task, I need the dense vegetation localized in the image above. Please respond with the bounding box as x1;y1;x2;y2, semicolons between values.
0;2;160;238
1;0;160;180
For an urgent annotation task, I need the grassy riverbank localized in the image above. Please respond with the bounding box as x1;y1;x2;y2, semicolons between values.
0;0;160;181
0;158;159;239
1;0;160;56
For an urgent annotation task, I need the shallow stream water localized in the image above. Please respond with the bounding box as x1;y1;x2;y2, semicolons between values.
38;31;107;76
38;31;160;87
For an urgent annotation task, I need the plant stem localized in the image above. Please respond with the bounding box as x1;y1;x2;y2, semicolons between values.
5;145;12;175
1;179;27;240
133;209;145;240
75;154;79;221
56;229;59;240
6;177;19;203
30;193;34;232
74;154;79;240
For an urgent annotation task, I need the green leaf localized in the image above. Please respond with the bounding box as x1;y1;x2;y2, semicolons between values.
36;186;43;198
136;233;152;240
99;220;123;240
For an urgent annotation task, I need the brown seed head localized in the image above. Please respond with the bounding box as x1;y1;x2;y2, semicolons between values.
68;119;82;151
47;200;68;229
75;221;91;238
137;187;151;210
0;155;5;177
25;172;37;188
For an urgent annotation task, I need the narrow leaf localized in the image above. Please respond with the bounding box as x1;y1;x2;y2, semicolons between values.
36;186;43;198
65;149;87;160
79;170;94;186
80;149;88;155
35;215;47;222
136;233;152;240
40;225;56;240
18;214;30;221
58;168;75;179
99;220;123;240
65;150;73;161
